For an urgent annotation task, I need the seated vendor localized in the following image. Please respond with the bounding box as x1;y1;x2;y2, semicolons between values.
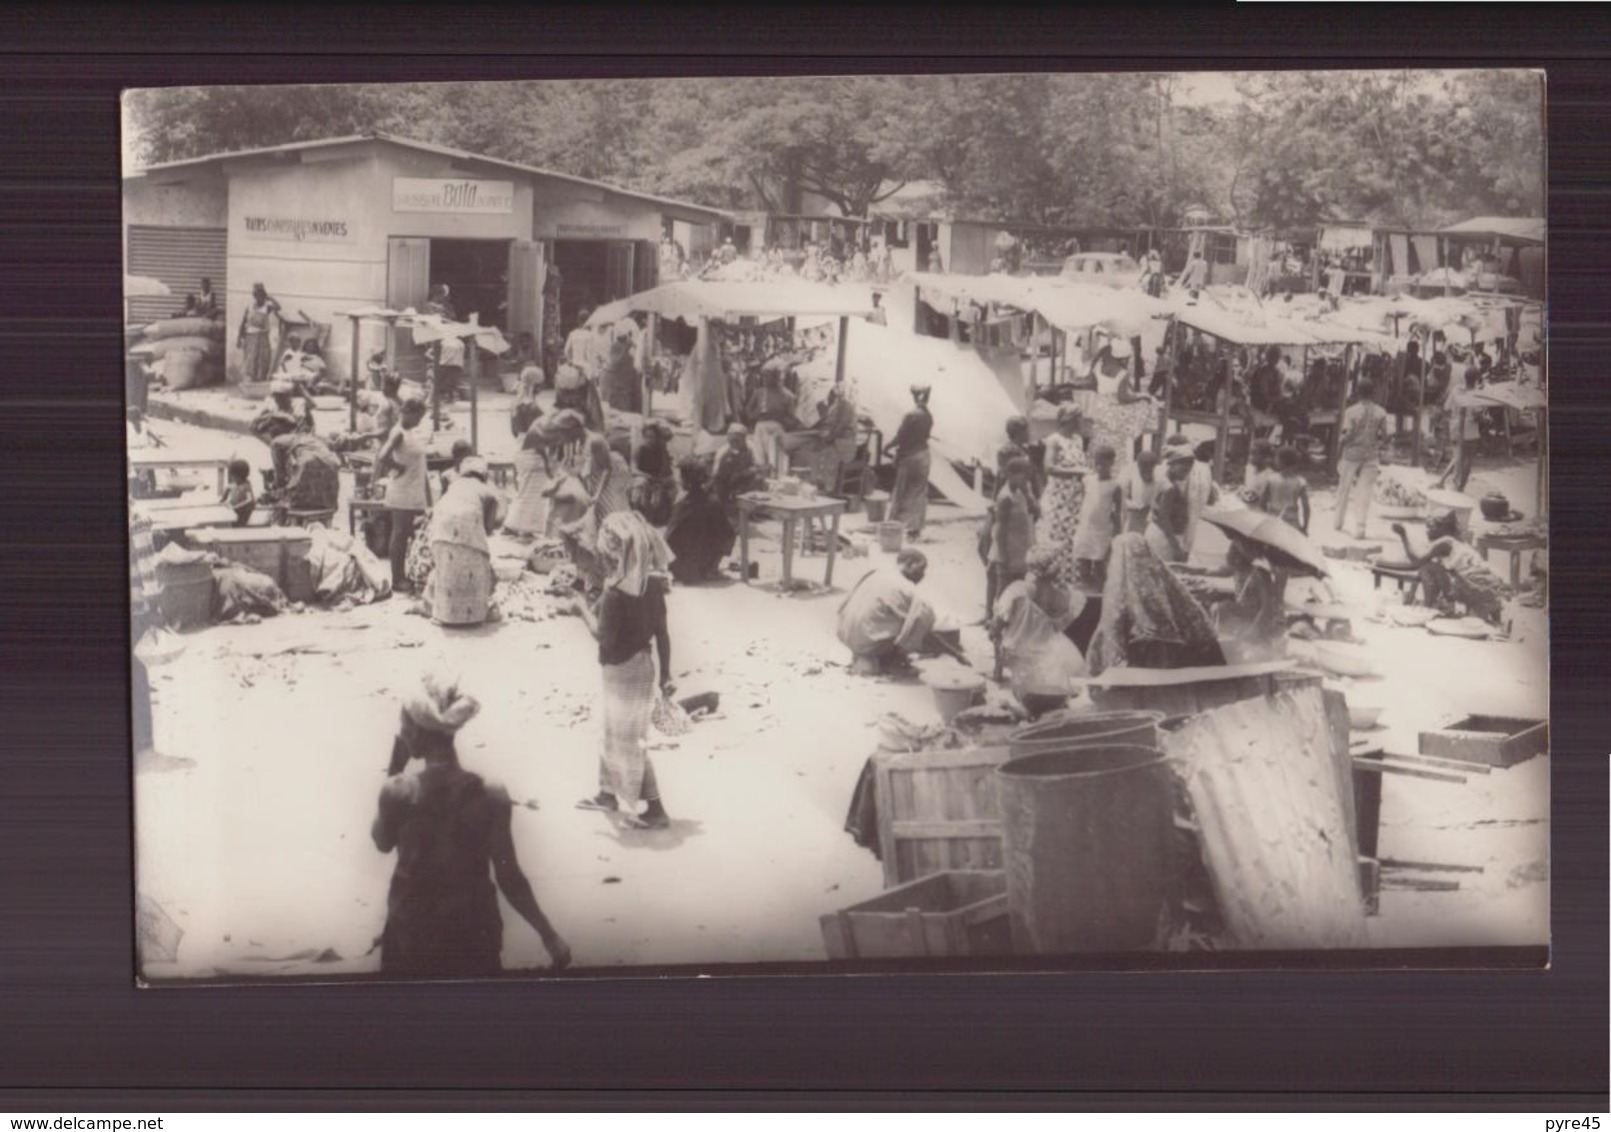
835;548;941;678
712;422;766;514
991;544;1088;719
1214;537;1289;664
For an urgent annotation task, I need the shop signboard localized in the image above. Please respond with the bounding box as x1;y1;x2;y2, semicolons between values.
241;215;353;243
392;178;516;215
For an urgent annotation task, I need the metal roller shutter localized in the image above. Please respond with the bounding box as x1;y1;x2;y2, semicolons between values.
126;226;227;325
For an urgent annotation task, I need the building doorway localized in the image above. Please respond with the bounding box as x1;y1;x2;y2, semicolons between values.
428;238;510;328
551;239;653;336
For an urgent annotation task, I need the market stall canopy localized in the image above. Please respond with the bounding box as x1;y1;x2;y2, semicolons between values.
585;280;877;328
905;272;1168;337
1168;303;1344;348
1198;508;1331;578
1471;383;1547;413
1439;217;1546;245
407;315;510;354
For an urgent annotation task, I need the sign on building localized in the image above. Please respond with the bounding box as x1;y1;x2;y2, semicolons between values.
241;216;352;243
393;178;516;215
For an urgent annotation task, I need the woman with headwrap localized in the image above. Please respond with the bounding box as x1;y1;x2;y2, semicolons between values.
420;456;505;627
990;544;1088;719
575;508;677;831
374;670;571;977
665;456;735;584
888;383;935;539
1085;533;1227;677
600;327;643;415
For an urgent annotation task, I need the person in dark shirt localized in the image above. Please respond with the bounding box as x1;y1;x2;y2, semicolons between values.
889;383;935;538
712;422;765;515
374;670;571;977
575;509;676;831
666;457;736;585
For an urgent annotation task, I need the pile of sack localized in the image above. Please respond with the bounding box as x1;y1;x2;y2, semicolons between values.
129;315;226;391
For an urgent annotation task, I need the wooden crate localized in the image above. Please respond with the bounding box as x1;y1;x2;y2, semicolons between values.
820;871;1012;960
1418;715;1548;768
189;527;315;604
874;744;1013;889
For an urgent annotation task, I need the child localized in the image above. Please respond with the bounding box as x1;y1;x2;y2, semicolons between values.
1244;439;1275;493
1070;445;1123;590
224;459;255;527
988;456;1038;610
1261;445;1310;533
1145;447;1196;565
1122;450;1160;535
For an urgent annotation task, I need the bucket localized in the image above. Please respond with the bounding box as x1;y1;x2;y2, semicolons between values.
927;671;985;724
877;521;905;554
1007;710;1164;760
995;745;1176;954
864;493;890;523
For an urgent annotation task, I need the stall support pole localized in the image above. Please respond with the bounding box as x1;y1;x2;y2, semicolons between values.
1332;345;1351;469
1157;321;1175;457
348;314;361;433
1415;328;1430;469
646;313;659;417
1215;355;1232;484
467;334;479;454
834;315;849;387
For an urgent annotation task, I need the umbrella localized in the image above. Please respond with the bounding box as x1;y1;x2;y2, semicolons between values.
1199;508;1331;578
124;274;171;298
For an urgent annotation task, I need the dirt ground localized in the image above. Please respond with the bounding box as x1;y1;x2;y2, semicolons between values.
133;411;1549;980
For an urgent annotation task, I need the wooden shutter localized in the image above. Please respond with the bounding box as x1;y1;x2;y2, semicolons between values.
605;242;635;301
126;226;226;325
387;237;431;384
506;240;543;339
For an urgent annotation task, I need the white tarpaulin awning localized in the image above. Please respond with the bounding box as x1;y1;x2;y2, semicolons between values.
585;280;876;328
1439;217;1546;245
906;272;1167;338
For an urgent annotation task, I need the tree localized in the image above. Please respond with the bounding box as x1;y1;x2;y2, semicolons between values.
123;84;392;166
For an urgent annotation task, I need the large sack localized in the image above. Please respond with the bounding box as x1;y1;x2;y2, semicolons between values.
131;335;223;362
161;348;224;391
211;562;287;620
140;316;226;342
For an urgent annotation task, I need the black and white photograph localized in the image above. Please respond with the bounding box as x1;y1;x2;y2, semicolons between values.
121;69;1549;982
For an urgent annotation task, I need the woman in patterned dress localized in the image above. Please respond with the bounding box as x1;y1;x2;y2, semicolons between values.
1039;403;1088;593
422;457;505;627
1078;336;1157;472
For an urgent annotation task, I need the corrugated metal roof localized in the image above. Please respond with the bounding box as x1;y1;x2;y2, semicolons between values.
124;131;730;222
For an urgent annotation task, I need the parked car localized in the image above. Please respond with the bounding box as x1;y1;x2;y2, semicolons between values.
1060;251;1144;288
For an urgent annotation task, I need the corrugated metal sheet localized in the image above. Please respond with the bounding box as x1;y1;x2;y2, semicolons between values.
1163;687;1369;950
126;226;226;326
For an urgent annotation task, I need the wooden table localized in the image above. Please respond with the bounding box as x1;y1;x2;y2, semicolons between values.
127;453;229;502
132;502;237;537
1476;531;1547;589
737;493;850;590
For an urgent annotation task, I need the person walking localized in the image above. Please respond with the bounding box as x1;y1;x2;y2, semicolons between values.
374;670;571;977
1334;378;1390;540
888;383;935;539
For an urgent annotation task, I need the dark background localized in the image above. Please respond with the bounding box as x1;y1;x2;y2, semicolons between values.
1;5;1605;1112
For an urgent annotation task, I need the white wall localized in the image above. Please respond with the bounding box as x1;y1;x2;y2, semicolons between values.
122;175;229;231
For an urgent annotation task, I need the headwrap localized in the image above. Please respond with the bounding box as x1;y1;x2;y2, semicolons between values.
910;383;932;395
1026;543;1061;575
1109;337;1133;360
1056;403;1081;425
1164;442;1196;464
457;455;489;481
269;378;295;396
727;422;749;437
556;364;587;391
402;670;481;735
597;510;673;597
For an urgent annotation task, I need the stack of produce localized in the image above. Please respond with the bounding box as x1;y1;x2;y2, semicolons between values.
1373;466;1429;510
129;315;227;391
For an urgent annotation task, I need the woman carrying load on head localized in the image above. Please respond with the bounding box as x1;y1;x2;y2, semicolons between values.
888;382;935;539
374;670;571;977
574;508;677;832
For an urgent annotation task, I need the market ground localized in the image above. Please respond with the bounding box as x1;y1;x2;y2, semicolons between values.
133;404;1549;980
